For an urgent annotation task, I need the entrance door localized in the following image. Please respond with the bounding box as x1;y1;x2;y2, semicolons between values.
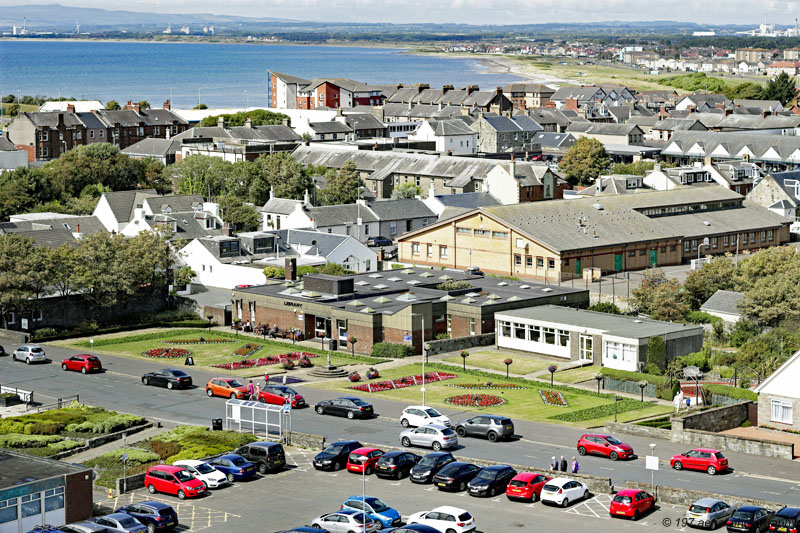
337;319;348;347
575;258;582;276
614;254;623;272
314;316;331;338
579;334;593;362
649;249;658;268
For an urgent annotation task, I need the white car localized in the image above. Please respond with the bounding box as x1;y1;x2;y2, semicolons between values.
540;477;590;507
12;345;46;364
401;405;451;428
407;505;475;533
173;459;228;489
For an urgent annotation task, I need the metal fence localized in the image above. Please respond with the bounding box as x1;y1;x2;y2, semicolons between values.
225;399;289;441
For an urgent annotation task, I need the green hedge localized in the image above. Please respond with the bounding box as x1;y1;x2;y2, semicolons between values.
371;342;415;358
0;434;62;448
635;415;672;429
143;425;258;464
548;399;650;422
35;320;211;342
703;384;757;402
686;311;723;325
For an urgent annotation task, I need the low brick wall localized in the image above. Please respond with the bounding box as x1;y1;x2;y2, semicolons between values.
0;328;29;344
604;421;671;440
671;428;793;459
285;431;325;450
626;481;780;510
425;333;495;356
676;403;749;432
47;422;154;461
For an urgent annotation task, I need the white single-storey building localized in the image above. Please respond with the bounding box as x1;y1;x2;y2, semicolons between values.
700;290;744;324
754;350;800;431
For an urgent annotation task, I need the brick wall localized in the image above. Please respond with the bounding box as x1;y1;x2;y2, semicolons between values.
65;471;94;523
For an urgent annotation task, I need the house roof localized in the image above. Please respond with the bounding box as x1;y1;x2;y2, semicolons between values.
309;121;353;134
662;131;800;162
367;198;435;220
502;83;556;95
463;91;503;107
481;116;523;133
138;108;188;126
434;192;502;210
270;228;353;256
429;119;475;136
345;113;386;132
566;122;643;136
23;111;83;128
386;87;425;103
551;86;604;101
152;211;221;241
99;189;158;223
144;194;204;214
98;110;143;127
122;137;180;157
39;100;104;113
532;132;576;148
9;228;77;248
653;118;705;131
511;115;544;132
269;71;311;85
700;290;744;316
0;215;107;235
307;203;380;227
262;197;305;215
754;349;800;395
227;125;301;142
0;135;16;151
74;111;107;130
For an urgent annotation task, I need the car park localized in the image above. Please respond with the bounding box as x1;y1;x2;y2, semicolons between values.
205;378;249;399
454;415;514;442
540;477;589;507
141;369;192;390
173;460;228;489
609;489;654;520
467;465;517;497
12;345;46;364
234;442;286;474
375;451;420;480
685;498;734;530
432;461;480;492
258;385;306;408
505;472;552;502
115;501;178;532
92;513;148;532
410;451;456;484
144;465;205;500
400;424;458;451
311;509;377;533
401;406;450;428
341;496;402;529
576;434;634;460
61;354;102;373
671;448;728;475
407;506;476;533
207;454;256;481
313;440;363;471
726;505;773;532
315;397;374;419
770;507;800;533
347;447;385;475
60;523;110;533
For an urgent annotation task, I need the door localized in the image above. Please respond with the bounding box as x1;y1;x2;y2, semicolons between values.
649;248;657;267
337;319;347;347
579;335;593;362
411;428;425;446
614;253;623;271
575;258;582;276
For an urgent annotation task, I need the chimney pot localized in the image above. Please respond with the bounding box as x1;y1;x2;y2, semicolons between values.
66;104;75;113
163;100;171;110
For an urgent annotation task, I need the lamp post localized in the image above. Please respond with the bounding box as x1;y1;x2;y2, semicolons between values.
460;350;469;370
649;443;657;496
614;396;623;422
357;455;368;530
504;358;513;379
90;339;94;355
548;365;557;386
411;313;426;406
206;314;213;329
638;380;647;402
594;372;603;394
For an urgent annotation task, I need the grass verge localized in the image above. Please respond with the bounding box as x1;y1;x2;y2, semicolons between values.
442;351;549;375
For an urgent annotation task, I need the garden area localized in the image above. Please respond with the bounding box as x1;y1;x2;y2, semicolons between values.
441;351;549;375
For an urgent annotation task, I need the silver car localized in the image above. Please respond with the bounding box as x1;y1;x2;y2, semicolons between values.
684;498;734;530
61;522;111;533
311;509;377;533
400;424;459;451
12;345;46;364
93;513;147;533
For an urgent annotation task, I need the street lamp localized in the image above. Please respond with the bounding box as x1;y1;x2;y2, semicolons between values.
614;396;623;422
460;350;469;370
594;372;603;394
504;358;513;379
638;380;647;402
649;443;657;496
411;313;426;406
356;455;368;530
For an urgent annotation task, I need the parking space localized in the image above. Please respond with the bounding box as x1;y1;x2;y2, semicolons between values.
564;493;612;520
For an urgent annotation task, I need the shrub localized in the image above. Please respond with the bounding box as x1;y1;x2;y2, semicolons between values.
729;319;760;347
435;280;472;291
646;336;667;371
66;421;97;433
0;434;62;448
643;363;662;376
674;349;711;372
600;368;668;386
686;311;723;325
548;399;649;422
435;333;450;340
151;439;182;460
741;420;752;428
703;383;757;402
142;425;257;463
33;327;59;340
371;342;415;358
24;422;65;435
588;302;623;314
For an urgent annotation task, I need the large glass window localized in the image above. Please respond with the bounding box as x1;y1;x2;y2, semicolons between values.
558;330;569;347
0;499;18;524
771;399;793;424
45;488;64;512
21;493;41;518
514;323;526;340
499;321;511;337
543;327;556;345
527;325;541;342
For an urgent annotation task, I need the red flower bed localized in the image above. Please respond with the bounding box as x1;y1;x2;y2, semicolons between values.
348;372;457;393
445;394;505;407
162;338;233;344
447;383;526;390
143;348;191;358
538;389;568;407
212;352;318;370
233;343;263;357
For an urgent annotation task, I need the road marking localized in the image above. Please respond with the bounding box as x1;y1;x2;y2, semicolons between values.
597;466;614;471
764;491;781;495
524;454;537;459
391;482;402;486
519;438;571;450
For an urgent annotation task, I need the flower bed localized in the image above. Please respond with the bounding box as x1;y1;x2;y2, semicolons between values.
348;372;457;393
142;348;191;358
233;343;263;357
161;338;234;345
447;383;527;390
212;352;318;371
538;389;568;407
445;394;505;407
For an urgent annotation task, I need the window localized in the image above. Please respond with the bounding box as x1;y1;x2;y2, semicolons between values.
427;244;433;257
742;233;748;245
639;249;646;256
514;323;526;340
761;231;766;242
536;257;543;268
558;330;569;347
660;246;666;253
446;314;452;334
439;245;448;258
723;235;729;247
683;241;690;253
469;317;475;336
412;243;420;255
457;227;471;234
628;250;636;257
543;327;556;344
515;255;522;266
390;221;397;235
21;493;41;518
768;229;774;241
711;237;718;249
364;224;370;236
527;325;541;342
499;321;511;337
44;487;64;512
516;238;525;248
154;126;160;135
526;256;533;267
366;259;371;270
220;240;240;255
0;499;18;525
416;176;421;187
749;232;755;244
771;399;793;424
548;258;555;269
670;245;677;252
75;130;82;139
137;127;144;136
492;231;508;239
59;132;64;141
89;130;95;138
473;229;489;237
41;130;49;141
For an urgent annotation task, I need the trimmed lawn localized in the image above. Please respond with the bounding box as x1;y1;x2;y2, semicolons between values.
554;366;602;385
442;351;549;375
307;363;669;428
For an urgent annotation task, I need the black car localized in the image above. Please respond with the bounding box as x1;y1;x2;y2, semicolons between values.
467;464;517;497
375;451;420;480
141;369;192;389
367;236;393;247
771;507;800;533
263;385;306;408
727;506;773;532
116;501;178;532
235;442;286;474
455;415;514;442
432;461;480;492
410;451;456;484
313;440;362;471
315;397;374;419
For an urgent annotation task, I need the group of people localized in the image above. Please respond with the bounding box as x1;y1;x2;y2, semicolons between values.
551;455;580;474
254;323;281;337
244;371;287;401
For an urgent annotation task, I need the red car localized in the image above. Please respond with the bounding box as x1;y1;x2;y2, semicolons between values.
577;434;634;461
609;489;654;520
144;465;206;500
256;386;306;408
346;447;385;475
505;472;552;502
670;448;728;475
206;378;249;399
61;354;102;374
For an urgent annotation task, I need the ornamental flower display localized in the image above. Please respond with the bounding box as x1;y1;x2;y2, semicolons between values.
349;372;361;382
297;357;313;368
447;383;526;390
143;348;191;358
348;371;457;393
162;338;233;344
538;389;568;407
212;352;319;370
366;368;380;379
233;343;263;357
445;394;505;407
282;359;295;370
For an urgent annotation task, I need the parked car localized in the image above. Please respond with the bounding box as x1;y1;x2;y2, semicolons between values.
61;354;102;374
311;510;377;533
346;447;384;475
466;465;516;498
173;460;228;489
381;526;440;533
207;454;256;482
60;522;109;533
577;434;634;461
258;385;306;408
505;472;552;502
770;507;800;533
115;501;178;532
366;236;393;247
454;415;514;442
375;451;420;480
205;378;249;399
144;465;205;500
432;461;480;492
670;448;728;475
12;345;46;364
234;442;286;474
609;489;654;520
406;506;475;533
313;440;363;471
540;477;590;507
684;498;734;530
274;528;327;533
141;369;192;390
726;506;773;532
92;513;147;532
341;496;402;529
410;451;456;484
315;397;374;419
401;406;450;428
400;424;458;451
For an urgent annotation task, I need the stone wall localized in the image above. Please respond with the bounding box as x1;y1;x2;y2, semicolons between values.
602;377;658;398
603;421;671;440
425;333;496;356
285;431;325;450
671;427;793;459
0;328;29;344
49;422;154;461
626;481;780;510
117;474;147;494
676;403;749;432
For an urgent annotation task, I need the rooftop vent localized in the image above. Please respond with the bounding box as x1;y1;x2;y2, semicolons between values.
592;203;604;210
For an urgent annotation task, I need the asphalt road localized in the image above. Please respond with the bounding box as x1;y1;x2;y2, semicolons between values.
3;343;800;507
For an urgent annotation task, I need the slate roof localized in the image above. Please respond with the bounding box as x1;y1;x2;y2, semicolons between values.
577;175;649;196
367;198;435;220
100;189;158;223
387;87;426;103
309;121;353;134
144;194;205;214
481;116;523;133
227;125;301;142
653;118;706;131
307;203;380;227
262;197;305;215
700;290;744;317
138;108;188;126
628;116;660;128
0;135;16;151
434;192;501;209
566;122;642;136
122;138;180;157
551;86;605;102
151;211;221;241
98;110;143;127
75;111;107;129
502;83;556;95
269;71;311;85
734;99;782;110
23;112;83;128
428;119;475;136
532;132;576;148
765;170;800;202
662;131;800;162
270;228;352;256
511;115;544;132
462;91;501;107
0;215;107;235
171;127;231;141
437;89;471;106
680;93;731;106
524;108;571;127
9;228;77;248
345;113;386;131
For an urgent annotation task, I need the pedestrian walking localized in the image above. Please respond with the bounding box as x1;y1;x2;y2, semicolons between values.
254;383;261;401
247;379;254;400
551;456;558;470
571;457;580;474
264;371;270;385
673;391;683;413
559;456;567;472
686;396;691;410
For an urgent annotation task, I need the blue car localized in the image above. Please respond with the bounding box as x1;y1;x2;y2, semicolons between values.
342;496;402;529
274;528;327;533
116;501;178;531
207;454;256;481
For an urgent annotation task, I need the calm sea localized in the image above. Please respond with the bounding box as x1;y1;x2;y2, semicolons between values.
0;40;521;108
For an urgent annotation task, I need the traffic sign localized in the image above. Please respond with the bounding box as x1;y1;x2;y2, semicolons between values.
403;334;412;342
122;453;128;462
645;455;659;470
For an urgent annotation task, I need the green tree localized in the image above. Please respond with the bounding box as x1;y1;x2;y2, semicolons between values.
42;143;141;198
609;161;676;176
173;266;197;289
137;100;151;110
225;160;260;199
6;103;19;117
587;302;623;314
47;244;80;297
682;257;737;310
722;82;765;100
199;109;289;127
253;152;313;200
391;182;422;199
317;161;363;205
762;71;798;106
314;263;354;276
136;158;170;194
646;336;667;371
0;167;54;220
219;196;262;232
105;100;121;110
558;137;610;185
739;272;800;327
736;247;800;291
193;103;208;110
165;154;231;196
737;329;800;374
0;234;37;328
630;269;689;322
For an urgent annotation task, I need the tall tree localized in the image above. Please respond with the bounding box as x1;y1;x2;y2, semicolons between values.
630;269;689;322
762;71;798;106
47;244;81;297
43;143;141;198
682;257;738;310
317;161;363;205
105;100;121;110
253;152;313;200
164;154;231;196
219;196;262;232
0;234;37;328
558;137;610;185
0;167;54;220
391;182;422;199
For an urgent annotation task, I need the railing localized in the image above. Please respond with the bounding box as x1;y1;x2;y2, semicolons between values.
31;395;80;413
0;385;33;404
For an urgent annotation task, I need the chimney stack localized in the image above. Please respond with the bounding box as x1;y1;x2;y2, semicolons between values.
282;118;290;126
441;84;454;97
66;104;75;113
76;223;80;233
221;222;231;236
245;117;253;128
285;257;297;281
132;103;140;114
269;186;274;200
467;85;479;95
495;86;503;95
163;100;171;110
762;109;771;118
57;113;64;126
565;98;579;111
218;116;226;129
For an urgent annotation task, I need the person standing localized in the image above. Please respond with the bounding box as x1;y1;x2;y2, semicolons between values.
551;456;558;470
571;457;580;474
686;396;691;410
254;383;261;401
559;456;567;472
247;380;254;400
264;371;270;385
673;391;683;413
